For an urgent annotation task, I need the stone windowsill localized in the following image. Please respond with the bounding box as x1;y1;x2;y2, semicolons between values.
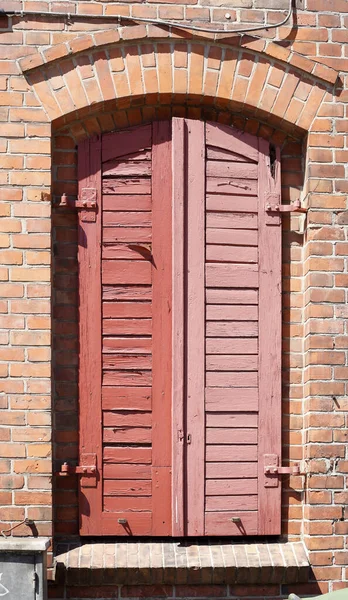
54;541;309;586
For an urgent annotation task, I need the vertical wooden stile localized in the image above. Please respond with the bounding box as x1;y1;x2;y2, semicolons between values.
186;119;206;536
257;139;282;535
151;121;173;535
78;136;103;535
172;118;185;536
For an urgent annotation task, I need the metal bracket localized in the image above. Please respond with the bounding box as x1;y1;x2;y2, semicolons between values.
264;454;300;487
265;195;307;225
57;188;98;222
57;453;97;487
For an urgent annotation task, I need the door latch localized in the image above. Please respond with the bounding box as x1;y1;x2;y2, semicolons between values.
264;454;300;487
57;453;97;487
57;189;98;222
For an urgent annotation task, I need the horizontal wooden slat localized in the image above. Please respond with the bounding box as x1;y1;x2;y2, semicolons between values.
102;124;151;162
102;387;151;411
103;286;152;301
103;354;151;370
206;212;257;230
103;211;152;228
206;123;258;162
206;147;251;162
205;462;257;479
207;161;258;179
103;227;152;243
206;321;258;337
103;464;151;479
103;245;151;261
103;337;152;354
104;427;151;444
103;319;152;336
206;338;258;354
104;302;152;319
104;496;152;512
103;446;152;464
206;228;257;246
102;261;151;285
103;159;151;178
206;195;258;213
206;355;258;371
206;264;258;288
206;305;258;321
99;512;152;534
205;387;258;412
104;479;152;496
206;479;257;495
206;372;258;387
103;195;151;212
206;178;257;196
206;245;258;264
206;428;257;445
104;411;152;427
206;444;257;462
206;289;258;305
103;178;151;195
205;495;258;511
206;413;258;428
205;511;258;535
103;370;152;387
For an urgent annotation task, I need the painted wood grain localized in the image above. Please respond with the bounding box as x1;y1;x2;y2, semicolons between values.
205;495;257;511
103;194;152;212
206;177;257;196
206;228;257;246
206;355;258;371
103;227;152;243
104;496;152;512
102;386;151;410
102;124;152;162
103;160;151;178
206;321;258;337
205;462;257;479
205;387;258;412
103;178;151;195
206;194;258;213
206;478;257;496
205;338;258;355
205;511;258;536
103;211;152;227
206;212;258;230
103;302;152;319
206;244;258;264
103;464;152;479
103;245;151;261
103;411;152;427
206;444;258;462
104;479;152;496
103;337;152;354
103;318;152;336
206;372;258;387
103;370;152;387
206;123;258;161
206;289;258;305
206;146;251;162
206;413;258;428
103;446;152;464
103;285;152;301
98;512;152;535
206;263;258;288
103;354;152;370
206;428;257;445
103;426;152;444
207;161;258;179
206;305;258;321
102;261;151;285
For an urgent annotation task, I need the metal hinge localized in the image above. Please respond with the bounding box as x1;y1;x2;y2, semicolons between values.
57;453;97;487
264;454;300;487
57;188;98;222
265;194;307;225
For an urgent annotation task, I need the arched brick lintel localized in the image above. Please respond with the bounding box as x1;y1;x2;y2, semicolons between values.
20;34;336;135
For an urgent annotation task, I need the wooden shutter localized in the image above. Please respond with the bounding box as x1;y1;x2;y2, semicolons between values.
78;123;172;536
77;119;282;537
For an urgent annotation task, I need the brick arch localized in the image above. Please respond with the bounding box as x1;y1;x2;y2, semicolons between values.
19;30;337;136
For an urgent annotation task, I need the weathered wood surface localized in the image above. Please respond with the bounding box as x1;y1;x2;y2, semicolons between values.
103;446;152;464
205;387;258;411
102;386;151;410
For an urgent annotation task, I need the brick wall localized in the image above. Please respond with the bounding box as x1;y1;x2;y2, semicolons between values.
0;0;348;595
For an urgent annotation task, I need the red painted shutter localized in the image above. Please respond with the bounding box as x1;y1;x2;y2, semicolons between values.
78;123;172;535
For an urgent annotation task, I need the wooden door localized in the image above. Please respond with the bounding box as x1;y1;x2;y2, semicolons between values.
77;119;282;536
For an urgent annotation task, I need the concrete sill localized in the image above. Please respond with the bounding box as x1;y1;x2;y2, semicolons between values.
54;541;309;586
